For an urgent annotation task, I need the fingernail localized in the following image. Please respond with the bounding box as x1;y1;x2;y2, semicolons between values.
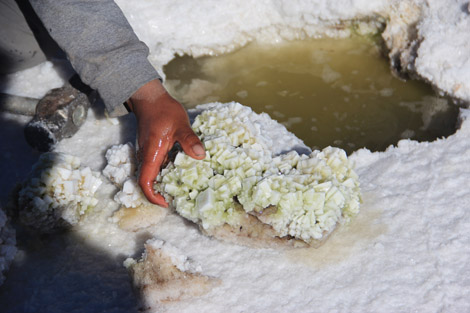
192;144;205;156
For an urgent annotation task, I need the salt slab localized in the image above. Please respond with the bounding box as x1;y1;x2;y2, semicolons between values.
156;102;361;247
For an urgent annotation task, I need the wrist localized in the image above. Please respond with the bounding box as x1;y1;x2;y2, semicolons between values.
127;79;167;112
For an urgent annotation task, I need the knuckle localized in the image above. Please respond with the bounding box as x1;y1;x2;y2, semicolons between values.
180;130;200;143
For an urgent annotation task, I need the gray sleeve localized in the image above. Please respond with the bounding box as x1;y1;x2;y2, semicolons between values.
29;0;161;117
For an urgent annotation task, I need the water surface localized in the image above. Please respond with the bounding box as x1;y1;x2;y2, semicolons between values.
164;37;458;154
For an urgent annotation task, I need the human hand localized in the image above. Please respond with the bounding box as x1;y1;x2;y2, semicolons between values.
127;79;205;207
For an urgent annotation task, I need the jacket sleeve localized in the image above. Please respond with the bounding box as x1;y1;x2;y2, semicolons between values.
29;0;161;117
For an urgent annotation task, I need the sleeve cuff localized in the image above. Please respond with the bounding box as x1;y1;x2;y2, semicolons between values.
94;49;162;117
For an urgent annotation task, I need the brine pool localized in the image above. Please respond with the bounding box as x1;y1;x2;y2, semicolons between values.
164;36;458;154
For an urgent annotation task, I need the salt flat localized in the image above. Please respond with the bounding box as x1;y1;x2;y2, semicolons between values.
1;0;469;312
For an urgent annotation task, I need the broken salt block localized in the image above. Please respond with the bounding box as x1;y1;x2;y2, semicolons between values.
124;239;220;310
110;179;168;232
17;152;102;232
157;102;361;248
112;204;167;232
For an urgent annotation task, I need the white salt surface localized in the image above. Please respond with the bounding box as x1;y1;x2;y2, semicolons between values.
415;0;470;100
1;0;470;312
0;61;66;99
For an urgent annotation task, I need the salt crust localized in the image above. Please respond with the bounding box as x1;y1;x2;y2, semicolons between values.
17;152;102;232
124;239;219;309
157;102;361;245
414;0;470;101
0;61;65;100
0;208;16;286
382;0;470;102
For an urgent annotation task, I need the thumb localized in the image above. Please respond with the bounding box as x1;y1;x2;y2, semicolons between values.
176;127;205;160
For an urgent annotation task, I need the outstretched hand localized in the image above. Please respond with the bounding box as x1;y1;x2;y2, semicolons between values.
127;79;205;207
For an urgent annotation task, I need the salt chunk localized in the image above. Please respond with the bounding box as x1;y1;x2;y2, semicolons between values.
195;188;215;213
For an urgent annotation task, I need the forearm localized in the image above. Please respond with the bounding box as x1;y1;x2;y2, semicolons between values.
29;0;160;116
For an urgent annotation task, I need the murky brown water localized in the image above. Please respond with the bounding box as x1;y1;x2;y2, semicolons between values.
164;36;458;154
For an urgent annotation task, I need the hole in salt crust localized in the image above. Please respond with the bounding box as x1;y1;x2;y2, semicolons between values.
164;36;458;154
